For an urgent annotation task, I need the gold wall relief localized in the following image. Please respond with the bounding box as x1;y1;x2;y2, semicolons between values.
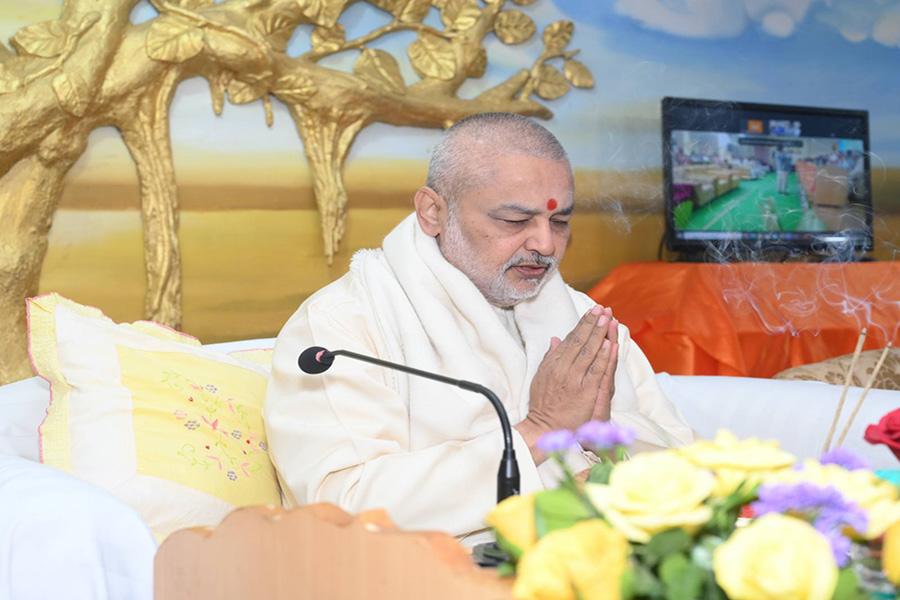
0;0;594;384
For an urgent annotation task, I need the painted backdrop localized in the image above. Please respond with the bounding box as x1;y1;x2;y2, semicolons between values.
4;0;898;342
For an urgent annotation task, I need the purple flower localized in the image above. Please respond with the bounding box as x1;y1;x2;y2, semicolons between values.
819;447;870;471
575;421;636;451
536;430;577;455
752;482;868;568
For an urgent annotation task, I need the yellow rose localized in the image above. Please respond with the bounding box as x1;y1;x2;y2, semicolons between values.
884;520;900;585
513;519;629;600
769;460;900;539
679;430;796;497
584;451;714;543
485;493;537;558
713;513;838;600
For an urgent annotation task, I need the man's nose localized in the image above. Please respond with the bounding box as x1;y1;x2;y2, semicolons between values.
524;220;555;256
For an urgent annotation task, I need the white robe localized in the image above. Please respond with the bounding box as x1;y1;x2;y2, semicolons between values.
265;214;693;539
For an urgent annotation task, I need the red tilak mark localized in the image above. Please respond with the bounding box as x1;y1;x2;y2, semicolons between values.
546;198;558;211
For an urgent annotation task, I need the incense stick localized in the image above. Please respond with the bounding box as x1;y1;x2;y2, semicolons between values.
835;343;892;448
822;328;867;454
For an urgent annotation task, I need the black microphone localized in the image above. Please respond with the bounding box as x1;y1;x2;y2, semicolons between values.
298;345;520;503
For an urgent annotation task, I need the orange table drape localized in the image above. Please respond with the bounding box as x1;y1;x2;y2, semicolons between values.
587;261;900;378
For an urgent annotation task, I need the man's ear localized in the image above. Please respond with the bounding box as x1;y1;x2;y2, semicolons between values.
413;186;446;237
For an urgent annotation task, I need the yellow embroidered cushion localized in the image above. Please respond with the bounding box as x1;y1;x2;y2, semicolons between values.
27;294;281;539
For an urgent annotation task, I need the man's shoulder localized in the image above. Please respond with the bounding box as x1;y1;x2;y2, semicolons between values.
301;270;369;314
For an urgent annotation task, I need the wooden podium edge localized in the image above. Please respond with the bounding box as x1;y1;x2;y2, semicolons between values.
155;503;512;600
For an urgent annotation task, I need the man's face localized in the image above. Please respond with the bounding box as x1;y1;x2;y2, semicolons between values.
437;153;574;307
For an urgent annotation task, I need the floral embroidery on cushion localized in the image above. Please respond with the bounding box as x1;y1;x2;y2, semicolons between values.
164;370;270;484
117;346;280;507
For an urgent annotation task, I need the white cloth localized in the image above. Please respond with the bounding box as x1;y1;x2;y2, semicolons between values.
0;455;156;600
265;214;693;537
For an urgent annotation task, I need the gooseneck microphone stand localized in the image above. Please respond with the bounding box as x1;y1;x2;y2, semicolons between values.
298;346;520;503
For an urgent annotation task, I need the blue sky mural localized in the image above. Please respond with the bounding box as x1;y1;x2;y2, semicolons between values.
3;0;898;179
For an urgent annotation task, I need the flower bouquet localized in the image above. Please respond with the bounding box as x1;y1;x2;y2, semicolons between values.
486;420;900;600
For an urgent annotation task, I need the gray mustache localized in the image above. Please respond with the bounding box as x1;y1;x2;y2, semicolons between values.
505;252;557;269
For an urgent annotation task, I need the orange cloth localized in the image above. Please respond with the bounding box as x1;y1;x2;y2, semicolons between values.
588;261;900;378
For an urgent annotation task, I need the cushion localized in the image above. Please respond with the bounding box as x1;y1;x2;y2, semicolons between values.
658;373;900;470
0;377;50;461
774;347;900;391
27;294;282;539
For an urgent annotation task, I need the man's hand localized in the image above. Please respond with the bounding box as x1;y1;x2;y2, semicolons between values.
515;305;620;463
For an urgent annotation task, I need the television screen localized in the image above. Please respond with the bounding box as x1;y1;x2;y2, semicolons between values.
662;97;873;255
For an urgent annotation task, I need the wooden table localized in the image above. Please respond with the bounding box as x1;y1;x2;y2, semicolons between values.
587;261;899;377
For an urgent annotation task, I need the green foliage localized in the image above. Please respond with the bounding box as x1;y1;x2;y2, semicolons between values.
659;553;705;600
587;461;614;484
628;529;728;599
534;488;593;538
704;481;758;538
831;568;868;600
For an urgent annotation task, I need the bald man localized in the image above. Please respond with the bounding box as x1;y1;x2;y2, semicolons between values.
265;113;693;542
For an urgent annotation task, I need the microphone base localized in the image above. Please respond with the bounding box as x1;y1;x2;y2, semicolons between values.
471;541;510;568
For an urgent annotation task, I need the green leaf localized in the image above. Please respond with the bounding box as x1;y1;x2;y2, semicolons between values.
496;561;515;577
831;568;867;600
659;553;705;600
642;528;693;567
533;488;592;538
620;567;634;600
630;561;663;598
587;461;613;484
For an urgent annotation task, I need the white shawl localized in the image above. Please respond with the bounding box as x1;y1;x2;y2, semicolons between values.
265;214;692;538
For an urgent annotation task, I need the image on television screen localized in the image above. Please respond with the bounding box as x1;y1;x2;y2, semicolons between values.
662;98;873;252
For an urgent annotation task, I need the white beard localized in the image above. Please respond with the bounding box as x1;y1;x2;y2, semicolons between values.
439;209;558;307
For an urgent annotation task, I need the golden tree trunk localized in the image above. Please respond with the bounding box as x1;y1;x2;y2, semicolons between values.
0;153;82;382
119;70;183;328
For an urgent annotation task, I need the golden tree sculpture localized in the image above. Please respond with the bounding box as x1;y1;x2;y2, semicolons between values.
0;0;594;383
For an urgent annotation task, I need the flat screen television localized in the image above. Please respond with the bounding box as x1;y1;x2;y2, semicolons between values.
662;97;873;256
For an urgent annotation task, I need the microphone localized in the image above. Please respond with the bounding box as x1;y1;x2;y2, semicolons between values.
298;346;520;503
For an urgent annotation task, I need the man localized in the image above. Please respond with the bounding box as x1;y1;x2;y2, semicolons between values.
265;113;693;542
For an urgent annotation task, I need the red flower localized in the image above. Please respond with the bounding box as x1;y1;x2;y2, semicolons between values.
865;408;900;461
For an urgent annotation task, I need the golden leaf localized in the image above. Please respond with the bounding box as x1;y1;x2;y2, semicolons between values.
226;78;267;105
511;0;536;4
0;67;22;95
399;0;432;23
311;24;346;53
563;59;593;89
208;71;230;115
465;46;486;78
431;0;448;7
251;8;300;53
146;16;204;63
366;0;400;14
298;0;348;28
408;32;456;80
51;73;90;117
494;10;535;45
204;30;251;62
11;21;68;58
175;0;215;7
440;0;481;32
535;63;569;100
543;20;573;52
353;48;406;95
272;72;318;104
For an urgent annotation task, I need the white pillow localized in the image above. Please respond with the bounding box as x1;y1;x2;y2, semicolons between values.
658;373;900;470
0;340;276;462
0;377;49;461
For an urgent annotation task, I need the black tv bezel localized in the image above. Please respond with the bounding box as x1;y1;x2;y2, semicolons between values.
661;96;874;255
